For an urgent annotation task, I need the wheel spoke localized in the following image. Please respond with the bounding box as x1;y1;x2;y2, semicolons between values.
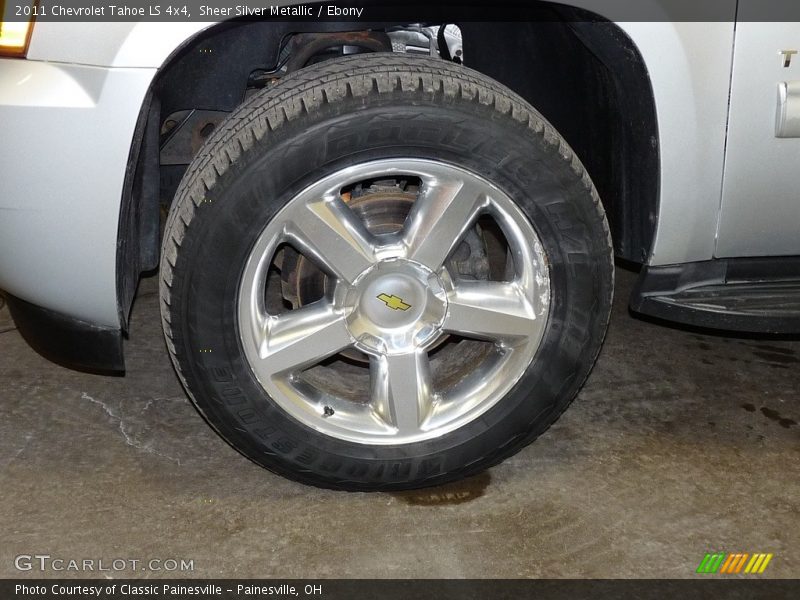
256;302;353;379
403;177;489;271
284;195;377;285
370;351;434;434
444;280;542;343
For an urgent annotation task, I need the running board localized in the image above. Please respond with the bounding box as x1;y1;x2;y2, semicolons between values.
630;257;800;334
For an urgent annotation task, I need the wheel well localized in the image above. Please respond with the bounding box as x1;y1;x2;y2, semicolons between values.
462;18;659;265
118;12;659;327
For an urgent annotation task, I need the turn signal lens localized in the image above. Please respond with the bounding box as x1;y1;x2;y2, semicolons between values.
0;1;36;57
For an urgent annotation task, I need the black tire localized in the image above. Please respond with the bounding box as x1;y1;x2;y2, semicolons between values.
160;54;613;491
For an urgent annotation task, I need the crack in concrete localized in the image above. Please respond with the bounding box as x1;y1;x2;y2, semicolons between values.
153;395;188;405
1;433;33;467
80;392;181;465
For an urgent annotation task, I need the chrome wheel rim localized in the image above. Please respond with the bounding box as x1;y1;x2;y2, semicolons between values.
238;159;550;445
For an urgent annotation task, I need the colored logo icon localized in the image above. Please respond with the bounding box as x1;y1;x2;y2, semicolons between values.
696;552;773;574
377;293;412;311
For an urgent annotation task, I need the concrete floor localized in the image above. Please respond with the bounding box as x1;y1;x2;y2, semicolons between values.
0;267;798;579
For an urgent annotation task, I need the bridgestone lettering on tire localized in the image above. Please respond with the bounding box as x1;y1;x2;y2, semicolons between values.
159;54;613;491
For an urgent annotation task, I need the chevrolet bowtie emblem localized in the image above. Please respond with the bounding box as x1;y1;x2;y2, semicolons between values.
377;293;411;311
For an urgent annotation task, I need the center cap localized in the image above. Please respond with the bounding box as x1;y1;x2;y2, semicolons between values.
345;259;448;355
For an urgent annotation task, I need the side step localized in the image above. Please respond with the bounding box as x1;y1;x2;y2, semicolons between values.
630;257;800;334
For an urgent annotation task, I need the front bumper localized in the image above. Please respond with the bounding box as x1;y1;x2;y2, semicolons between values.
0;58;155;329
3;291;124;372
